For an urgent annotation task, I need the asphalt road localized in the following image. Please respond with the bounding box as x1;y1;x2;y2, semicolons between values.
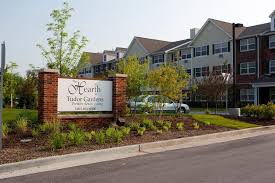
1;134;275;183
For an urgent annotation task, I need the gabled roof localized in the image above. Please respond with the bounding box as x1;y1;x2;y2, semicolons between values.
211;19;246;38
269;10;275;18
238;23;270;38
84;52;103;65
190;18;246;45
115;47;127;52
135;37;170;54
152;39;191;55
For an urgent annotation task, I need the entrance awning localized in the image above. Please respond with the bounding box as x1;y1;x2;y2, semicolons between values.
252;76;275;88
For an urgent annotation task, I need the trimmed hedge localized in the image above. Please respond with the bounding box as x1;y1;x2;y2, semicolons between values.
241;102;275;120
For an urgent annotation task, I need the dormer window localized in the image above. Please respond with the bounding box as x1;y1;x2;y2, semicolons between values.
270;10;275;31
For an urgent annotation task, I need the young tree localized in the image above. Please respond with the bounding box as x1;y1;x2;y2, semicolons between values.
148;64;189;118
3;62;19;108
195;72;231;113
116;56;149;113
37;2;89;77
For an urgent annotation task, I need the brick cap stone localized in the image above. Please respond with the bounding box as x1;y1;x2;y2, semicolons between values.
108;73;127;78
39;68;59;73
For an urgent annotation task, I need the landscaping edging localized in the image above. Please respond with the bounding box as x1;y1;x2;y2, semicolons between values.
1;125;275;179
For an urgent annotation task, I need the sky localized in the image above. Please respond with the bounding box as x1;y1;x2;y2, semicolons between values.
0;0;275;75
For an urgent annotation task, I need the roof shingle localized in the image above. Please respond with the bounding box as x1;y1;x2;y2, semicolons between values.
135;37;170;54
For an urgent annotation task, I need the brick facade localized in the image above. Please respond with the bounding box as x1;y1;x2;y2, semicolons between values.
38;69;127;128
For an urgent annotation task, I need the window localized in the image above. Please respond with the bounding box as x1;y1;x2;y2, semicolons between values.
195;46;208;57
213;42;229;54
240;89;255;102
269;35;275;49
213;65;229;75
269;60;275;73
202;67;209;76
116;52;120;60
270;88;275;102
181;51;192;60
153;55;164;64
186;69;191;76
240;62;256;75
195;68;202;77
194;67;208;77
103;55;107;62
95;66;100;73
240;38;256;52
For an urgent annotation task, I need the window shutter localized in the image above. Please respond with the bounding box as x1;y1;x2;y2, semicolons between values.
193;48;196;57
212;45;215;54
228;42;231;52
193;68;196;78
207;45;210;55
267;37;270;49
266;61;269;74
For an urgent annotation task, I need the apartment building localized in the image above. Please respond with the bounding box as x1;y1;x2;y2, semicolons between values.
79;47;127;78
236;11;275;105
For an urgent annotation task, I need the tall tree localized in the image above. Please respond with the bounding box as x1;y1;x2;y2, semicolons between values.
195;72;231;113
116;56;149;113
148;64;189;117
37;2;89;77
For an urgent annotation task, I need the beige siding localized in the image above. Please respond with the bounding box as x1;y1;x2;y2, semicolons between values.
191;21;233;74
125;40;148;58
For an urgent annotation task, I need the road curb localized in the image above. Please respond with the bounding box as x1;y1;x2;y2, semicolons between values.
1;125;275;179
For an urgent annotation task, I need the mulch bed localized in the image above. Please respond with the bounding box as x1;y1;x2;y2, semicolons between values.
223;115;275;126
0;116;231;165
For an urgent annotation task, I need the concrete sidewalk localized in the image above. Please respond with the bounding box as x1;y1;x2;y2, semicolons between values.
1;125;275;179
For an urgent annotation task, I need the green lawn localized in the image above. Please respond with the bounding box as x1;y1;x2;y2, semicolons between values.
191;107;226;112
3;108;38;123
192;114;259;129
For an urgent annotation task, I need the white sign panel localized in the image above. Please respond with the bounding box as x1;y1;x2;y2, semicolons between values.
58;78;112;112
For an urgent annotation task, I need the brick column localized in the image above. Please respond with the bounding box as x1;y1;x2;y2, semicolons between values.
109;74;127;120
38;69;59;122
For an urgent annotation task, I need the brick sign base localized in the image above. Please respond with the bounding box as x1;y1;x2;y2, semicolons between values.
38;69;127;128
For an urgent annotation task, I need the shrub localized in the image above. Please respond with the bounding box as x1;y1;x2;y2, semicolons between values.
241;103;275;120
18;110;38;126
142;118;154;129
137;127;146;136
50;132;67;150
120;126;131;136
163;126;169;132
106;127;116;141
163;121;172;129
31;128;40;138
67;124;86;146
155;120;164;128
176;122;184;131
112;130;124;143
16;117;29;134
84;132;93;141
151;125;158;131
2;122;9;138
193;122;200;129
128;122;140;131
156;129;163;134
95;130;105;145
39;119;62;134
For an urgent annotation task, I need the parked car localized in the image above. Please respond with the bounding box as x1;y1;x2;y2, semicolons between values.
128;95;190;113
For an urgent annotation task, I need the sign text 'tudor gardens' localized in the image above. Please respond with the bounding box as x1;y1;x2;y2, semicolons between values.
58;78;112;112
